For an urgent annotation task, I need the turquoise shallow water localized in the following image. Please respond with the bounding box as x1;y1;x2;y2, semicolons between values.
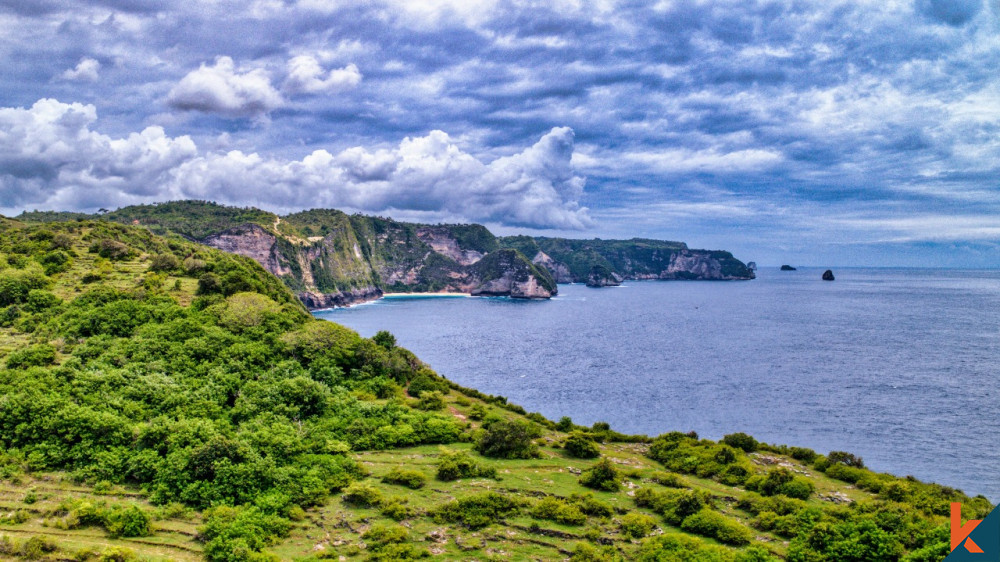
315;267;1000;501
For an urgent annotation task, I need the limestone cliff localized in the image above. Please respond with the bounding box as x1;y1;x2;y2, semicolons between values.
34;201;754;308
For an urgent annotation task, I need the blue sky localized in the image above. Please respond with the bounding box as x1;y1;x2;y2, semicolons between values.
1;0;999;266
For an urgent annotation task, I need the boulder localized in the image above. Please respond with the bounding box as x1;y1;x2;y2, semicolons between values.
822;270;835;281
780;265;797;271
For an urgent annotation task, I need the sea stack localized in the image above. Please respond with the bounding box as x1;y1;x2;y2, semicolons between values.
822;270;835;281
780;265;797;271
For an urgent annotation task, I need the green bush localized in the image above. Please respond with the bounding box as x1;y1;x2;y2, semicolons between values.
634;487;705;525
579;458;620;492
680;508;753;546
531;496;587;525
569;493;614;518
381;467;427;489
200;505;290;562
378;497;415;521
722;432;759;452
415;390;445;411
435;449;497;481
564;432;601;459
620;512;657;538
149;254;180;272
5;343;57;369
746;468;814;500
475;419;540;459
570;542;624;561
103;505;152;538
649;471;686;488
342;482;383;508
828;450;865;468
433;492;521;529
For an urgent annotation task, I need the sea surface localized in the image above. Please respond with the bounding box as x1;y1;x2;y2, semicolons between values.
315;267;1000;501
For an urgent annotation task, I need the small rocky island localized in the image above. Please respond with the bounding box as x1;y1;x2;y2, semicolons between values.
780;265;797;271
823;269;835;281
586;264;623;287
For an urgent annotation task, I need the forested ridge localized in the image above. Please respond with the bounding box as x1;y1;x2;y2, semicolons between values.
0;217;991;561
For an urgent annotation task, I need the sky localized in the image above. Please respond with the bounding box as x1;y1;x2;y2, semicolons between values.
1;0;999;267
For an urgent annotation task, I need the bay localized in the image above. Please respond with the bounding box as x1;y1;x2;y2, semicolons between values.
315;267;1000;501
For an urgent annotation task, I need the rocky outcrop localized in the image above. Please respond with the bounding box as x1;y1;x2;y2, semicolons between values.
86;201;753;307
298;286;383;308
823;270;835;281
780;265;797;271
532;251;574;283
468;249;556;299
586;264;623;287
202;223;294;278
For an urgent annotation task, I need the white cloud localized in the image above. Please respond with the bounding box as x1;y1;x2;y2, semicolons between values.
0;99;590;229
283;56;362;95
167;56;283;118
59;57;100;82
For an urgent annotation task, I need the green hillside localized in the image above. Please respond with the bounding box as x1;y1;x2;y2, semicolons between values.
0;217;990;561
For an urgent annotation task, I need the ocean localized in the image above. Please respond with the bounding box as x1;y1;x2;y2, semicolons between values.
314;267;1000;501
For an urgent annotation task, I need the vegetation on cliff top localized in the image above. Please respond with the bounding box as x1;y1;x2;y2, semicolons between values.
0;217;991;561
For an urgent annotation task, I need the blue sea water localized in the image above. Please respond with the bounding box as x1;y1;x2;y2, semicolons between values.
315;267;1000;501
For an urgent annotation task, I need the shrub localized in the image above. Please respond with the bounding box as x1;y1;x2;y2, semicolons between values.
556;416;574;432
149;254;180;272
570;493;614;518
468;403;487;420
620;512;657;538
531;496;587;525
649;471;686;488
745;467;812;499
828;450;865;468
571;542;624;561
378;497;414;521
372;330;396;350
381;468;427;489
436;449;496;481
634;488;705;525
103;505;151;538
200;505;290;562
415;390;445;411
92;239;130;260
579;458;620;492
433;492;521;529
475;419;540;459
342;482;383;508
564;432;600;459
790;447;817;462
722;432;759;452
5;343;57;369
680;508;753;546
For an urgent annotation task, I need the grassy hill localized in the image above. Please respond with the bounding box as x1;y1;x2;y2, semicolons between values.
0;218;989;561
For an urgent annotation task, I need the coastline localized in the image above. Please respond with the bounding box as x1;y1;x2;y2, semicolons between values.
382;291;472;298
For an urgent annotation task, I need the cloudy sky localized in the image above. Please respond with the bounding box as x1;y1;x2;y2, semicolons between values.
1;0;999;266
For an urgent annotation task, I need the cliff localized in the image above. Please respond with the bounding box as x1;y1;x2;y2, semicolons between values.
500;235;755;283
16;201;753;308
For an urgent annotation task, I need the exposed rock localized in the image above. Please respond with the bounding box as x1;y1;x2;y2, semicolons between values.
531;251;574;283
202;224;292;278
298;286;383;309
586;264;623;287
416;226;485;266
822;269;835;281
780;265;797;271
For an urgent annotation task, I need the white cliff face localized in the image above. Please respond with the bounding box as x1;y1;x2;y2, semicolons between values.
416;227;485;266
202;224;292;277
532;251;574;283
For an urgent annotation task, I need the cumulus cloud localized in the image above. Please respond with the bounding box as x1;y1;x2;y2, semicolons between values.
167;57;283;118
283;56;362;94
59;57;100;82
0;99;590;229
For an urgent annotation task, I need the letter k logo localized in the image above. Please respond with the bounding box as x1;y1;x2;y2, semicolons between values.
953;503;984;553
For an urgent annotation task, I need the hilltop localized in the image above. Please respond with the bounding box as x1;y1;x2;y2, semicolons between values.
17;201;754;308
0;215;990;561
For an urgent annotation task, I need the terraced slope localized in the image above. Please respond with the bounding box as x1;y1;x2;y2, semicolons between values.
0;217;990;562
